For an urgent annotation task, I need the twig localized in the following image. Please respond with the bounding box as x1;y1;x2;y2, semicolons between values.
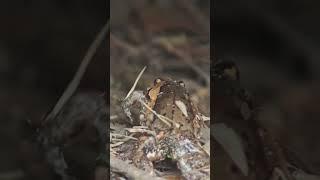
43;21;110;124
110;141;125;148
132;126;148;129
110;155;165;180
110;115;118;120
200;114;210;121
140;100;180;128
124;66;147;100
125;127;157;137
111;133;138;141
202;141;210;155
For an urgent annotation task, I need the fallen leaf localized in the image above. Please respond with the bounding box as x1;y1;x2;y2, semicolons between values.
212;123;249;176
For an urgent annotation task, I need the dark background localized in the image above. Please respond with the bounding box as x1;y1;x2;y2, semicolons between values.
215;0;320;178
215;0;320;93
0;0;107;179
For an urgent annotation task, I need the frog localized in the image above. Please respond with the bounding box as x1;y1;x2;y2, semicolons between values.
119;77;210;180
143;77;204;139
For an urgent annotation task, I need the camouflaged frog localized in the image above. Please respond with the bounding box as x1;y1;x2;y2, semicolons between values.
120;78;210;180
142;78;204;138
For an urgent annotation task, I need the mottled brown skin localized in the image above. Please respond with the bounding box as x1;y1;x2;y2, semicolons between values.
148;78;201;138
117;78;209;179
137;78;209;179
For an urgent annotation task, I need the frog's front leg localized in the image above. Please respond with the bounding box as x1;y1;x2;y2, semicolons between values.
132;136;165;176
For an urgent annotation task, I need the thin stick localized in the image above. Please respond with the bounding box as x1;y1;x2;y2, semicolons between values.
110;155;165;180
132;126;148;129
110;115;118;120
201;114;210;121
111;133;138;141
110;142;125;148
140;100;180;128
124;66;147;100
43;21;110;124
125;127;157;137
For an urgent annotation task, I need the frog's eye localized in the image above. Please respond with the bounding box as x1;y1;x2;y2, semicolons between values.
178;81;185;87
154;78;162;85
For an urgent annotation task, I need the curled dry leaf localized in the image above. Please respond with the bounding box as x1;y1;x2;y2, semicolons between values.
212;123;249;176
175;100;189;118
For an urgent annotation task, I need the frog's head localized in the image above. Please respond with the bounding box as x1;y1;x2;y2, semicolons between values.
146;78;189;100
